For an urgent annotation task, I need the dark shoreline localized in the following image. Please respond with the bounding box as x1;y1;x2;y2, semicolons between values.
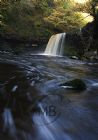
0;34;48;45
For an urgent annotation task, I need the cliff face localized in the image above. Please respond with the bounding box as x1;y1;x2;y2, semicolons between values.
63;19;98;60
82;18;98;52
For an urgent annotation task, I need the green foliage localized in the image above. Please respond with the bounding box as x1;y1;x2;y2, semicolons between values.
0;0;87;39
44;1;86;32
75;0;98;19
0;0;53;38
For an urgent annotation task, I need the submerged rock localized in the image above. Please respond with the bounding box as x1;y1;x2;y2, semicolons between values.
60;79;86;91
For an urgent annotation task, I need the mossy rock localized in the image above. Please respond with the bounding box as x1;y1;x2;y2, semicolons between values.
60;79;86;91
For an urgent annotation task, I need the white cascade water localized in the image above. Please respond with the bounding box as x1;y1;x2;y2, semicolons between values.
45;33;66;56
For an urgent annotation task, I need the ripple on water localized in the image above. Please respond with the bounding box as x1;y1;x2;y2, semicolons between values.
0;53;98;140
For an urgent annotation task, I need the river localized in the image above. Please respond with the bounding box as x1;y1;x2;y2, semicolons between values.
0;49;98;140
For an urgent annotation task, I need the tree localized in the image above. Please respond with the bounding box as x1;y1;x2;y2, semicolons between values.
0;0;55;38
0;0;89;38
44;0;86;32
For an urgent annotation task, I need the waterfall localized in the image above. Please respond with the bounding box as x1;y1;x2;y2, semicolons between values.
45;33;66;56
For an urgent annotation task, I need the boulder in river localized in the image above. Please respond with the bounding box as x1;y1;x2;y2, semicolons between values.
60;79;86;91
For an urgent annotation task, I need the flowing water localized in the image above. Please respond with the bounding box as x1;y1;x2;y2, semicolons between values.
0;33;98;140
45;33;66;56
0;49;98;140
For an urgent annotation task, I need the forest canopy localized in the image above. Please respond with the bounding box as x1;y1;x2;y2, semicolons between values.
0;0;96;39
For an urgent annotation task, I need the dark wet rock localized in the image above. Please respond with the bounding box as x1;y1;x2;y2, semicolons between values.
60;79;86;91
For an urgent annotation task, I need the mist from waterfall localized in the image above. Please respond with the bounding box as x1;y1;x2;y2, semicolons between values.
45;33;66;56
